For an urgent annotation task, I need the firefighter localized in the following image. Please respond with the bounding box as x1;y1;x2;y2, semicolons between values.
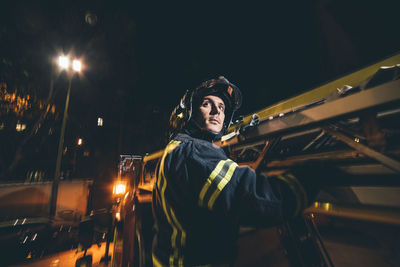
152;77;309;267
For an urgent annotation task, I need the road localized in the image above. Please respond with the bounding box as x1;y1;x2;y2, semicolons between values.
10;242;114;267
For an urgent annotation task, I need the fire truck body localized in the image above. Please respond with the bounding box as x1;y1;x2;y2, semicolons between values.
112;53;400;267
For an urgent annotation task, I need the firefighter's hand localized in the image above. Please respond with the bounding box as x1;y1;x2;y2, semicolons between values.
243;113;259;130
289;164;342;205
239;114;260;139
269;165;335;218
268;171;309;218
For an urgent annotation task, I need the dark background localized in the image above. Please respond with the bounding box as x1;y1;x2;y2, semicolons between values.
0;0;399;182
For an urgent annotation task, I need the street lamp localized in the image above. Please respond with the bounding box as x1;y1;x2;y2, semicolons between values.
58;56;70;69
55;56;81;180
72;59;82;72
50;55;82;217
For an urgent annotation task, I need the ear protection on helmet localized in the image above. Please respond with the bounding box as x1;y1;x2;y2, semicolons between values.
169;76;242;139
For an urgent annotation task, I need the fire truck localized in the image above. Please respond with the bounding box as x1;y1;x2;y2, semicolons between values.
111;53;400;267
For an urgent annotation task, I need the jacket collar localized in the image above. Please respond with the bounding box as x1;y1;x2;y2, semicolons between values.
182;120;223;142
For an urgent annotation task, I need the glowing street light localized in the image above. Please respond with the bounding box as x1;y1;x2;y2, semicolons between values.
72;59;82;72
57;55;82;73
58;56;70;69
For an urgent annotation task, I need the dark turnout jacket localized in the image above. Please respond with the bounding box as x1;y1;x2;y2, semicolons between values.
152;132;304;266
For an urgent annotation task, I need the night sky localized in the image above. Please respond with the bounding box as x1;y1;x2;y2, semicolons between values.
1;0;399;178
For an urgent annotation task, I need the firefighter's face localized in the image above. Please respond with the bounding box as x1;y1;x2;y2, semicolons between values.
195;95;226;133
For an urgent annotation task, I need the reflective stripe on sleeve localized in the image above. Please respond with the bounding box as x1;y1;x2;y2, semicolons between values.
198;160;228;206
198;159;238;210
153;253;166;267
207;162;238;210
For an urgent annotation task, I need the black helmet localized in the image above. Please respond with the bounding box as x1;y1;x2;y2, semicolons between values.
169;76;242;138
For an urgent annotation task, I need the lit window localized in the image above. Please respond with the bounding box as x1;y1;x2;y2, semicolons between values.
0;122;4;130
77;138;83;146
97;117;103;127
16;122;26;132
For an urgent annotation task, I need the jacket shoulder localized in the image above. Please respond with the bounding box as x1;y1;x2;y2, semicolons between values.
173;133;225;159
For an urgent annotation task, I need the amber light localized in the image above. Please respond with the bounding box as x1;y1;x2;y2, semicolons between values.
113;180;127;196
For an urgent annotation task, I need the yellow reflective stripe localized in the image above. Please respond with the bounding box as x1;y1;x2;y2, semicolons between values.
198;160;229;207
159;142;176;227
170;219;178;247
169;254;173;267
159;163;171;224
179;255;184;267
170;208;186;246
153;253;166;267
207;162;238;210
157;140;183;267
157;141;180;191
168;207;185;266
159;157;177;267
159;168;179;266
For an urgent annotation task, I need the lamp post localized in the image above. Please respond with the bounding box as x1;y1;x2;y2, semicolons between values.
50;56;82;217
